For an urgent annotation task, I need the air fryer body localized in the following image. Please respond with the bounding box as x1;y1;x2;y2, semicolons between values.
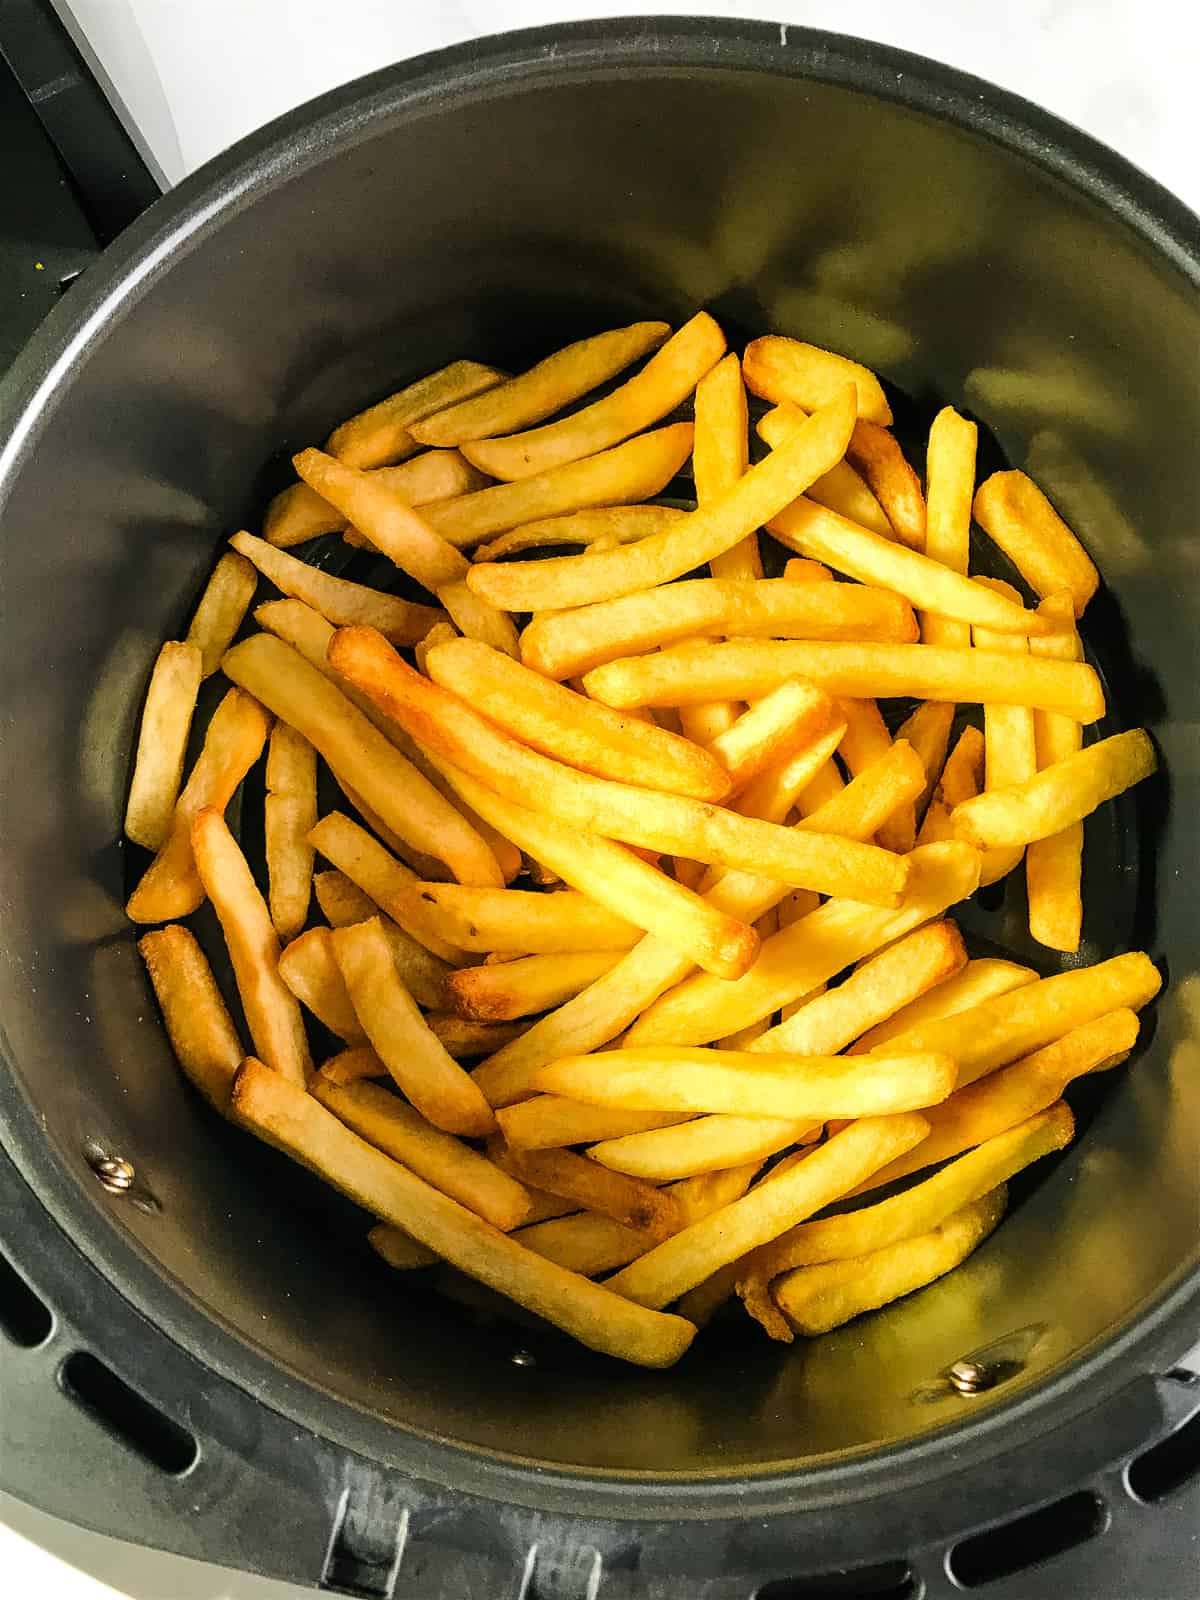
0;19;1197;1595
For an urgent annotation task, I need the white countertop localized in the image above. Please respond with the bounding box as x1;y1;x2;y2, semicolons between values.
6;3;1196;1595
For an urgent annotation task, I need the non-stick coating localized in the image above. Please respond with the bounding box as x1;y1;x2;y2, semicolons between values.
0;23;1197;1490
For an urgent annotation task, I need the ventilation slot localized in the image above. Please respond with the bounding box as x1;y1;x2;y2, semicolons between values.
755;1561;916;1599
0;1249;53;1347
1128;1407;1200;1504
60;1350;197;1474
947;1490;1106;1588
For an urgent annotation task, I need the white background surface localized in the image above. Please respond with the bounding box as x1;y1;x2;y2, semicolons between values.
4;4;1196;1596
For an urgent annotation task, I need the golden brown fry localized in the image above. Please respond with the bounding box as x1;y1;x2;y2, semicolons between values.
312;1077;531;1229
495;1145;684;1240
265;450;488;547
124;641;204;850
331;918;495;1137
308;816;465;961
449;951;626;1022
232;1058;694;1366
334;627;907;904
849;957;1038;1054
694;351;756;575
752;921;967;1055
191;808;312;1085
974;470;1100;616
627;841;981;1048
474;504;684;562
604;1114;929;1309
706;680;836;793
973;578;1039;884
229;531;443;646
421;424;694;547
774;1188;1006;1336
325;360;507;467
463;312;725;480
426;636;733;800
333;773;448;880
138;925;243;1112
367;1225;441;1271
588;1115;817;1182
783;557;835;582
264;722;317;940
496;1097;687;1150
521;577;917;680
845;420;927;550
920;406;978;646
752;1103;1072;1277
917;724;985;845
583;639;1105;724
412;322;671;447
185;552;259;676
315;1045;387;1085
536;1047;955;1119
467;390;857;610
895;700;956;834
866;954;1160;1087
429;1015;533;1059
126;688;270;924
405;883;640;955
953;729;1157;849
730;725;847;824
757;408;892;537
278;926;364;1042
742;335;893;425
222;635;503;887
1026;593;1085;952
768;495;1041;634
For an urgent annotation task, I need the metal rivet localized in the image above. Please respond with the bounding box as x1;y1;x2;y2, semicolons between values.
948;1358;995;1394
511;1348;537;1368
87;1150;136;1193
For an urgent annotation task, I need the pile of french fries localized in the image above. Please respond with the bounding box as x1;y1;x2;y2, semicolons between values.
127;316;1161;1369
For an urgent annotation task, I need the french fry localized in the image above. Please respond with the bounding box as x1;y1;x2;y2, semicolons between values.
973;470;1100;616
496;1097;688;1150
191;809;312;1085
466;390;857;611
895;700;955;834
402;883;640;955
412;321;671;447
308;816;465;962
316;1045;387;1085
773;1188;1006;1336
332;627;907;904
312;1077;531;1229
844;420;927;551
124;641;204;850
953;729;1157;849
420;424;694;547
185;552;259;676
675;1262;742;1328
729;723;847;825
331;918;495;1137
264;722;317;940
920;406;978;647
582;639;1105;724
861;1010;1139;1194
757;409;892;537
229;532;443;646
231;1059;694;1367
783;557;834;582
694;351;756;575
750;1103;1072;1278
917;725;985;845
767;496;1043;635
776;889;821;929
367;1225;441;1271
706;681;837;793
603;1113;929;1309
324;360;507;467
866;954;1160;1087
278;927;364;1041
138;925;244;1113
973;578;1039;884
495;1145;685;1240
222;635;504;888
474;504;684;562
426;637;733;800
265;450;489;547
751;921;967;1054
535;1047;955;1120
333;774;447;880
429;1014;533;1059
1027;593;1085;952
449;951;626;1022
849;957;1038;1054
462;312;725;480
742;335;893;425
473;758;943;1107
588;1115;819;1182
126;688;270;923
626;841;981;1048
414;620;459;677
391;762;756;980
521;577;917;680
836;697;892;777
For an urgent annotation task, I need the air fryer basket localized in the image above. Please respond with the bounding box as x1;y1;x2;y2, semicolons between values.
1;19;1198;1598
